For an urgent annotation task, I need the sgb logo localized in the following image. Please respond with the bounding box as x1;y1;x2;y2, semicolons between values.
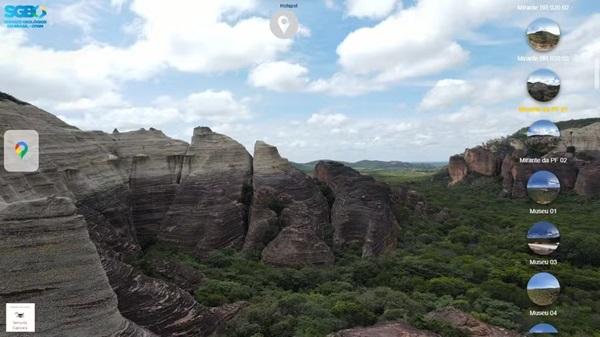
4;5;47;18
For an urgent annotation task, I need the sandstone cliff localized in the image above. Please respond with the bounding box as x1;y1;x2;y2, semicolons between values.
0;94;241;337
314;161;398;257
0;197;155;337
243;141;334;266
158;126;252;257
0;92;404;336
447;120;600;199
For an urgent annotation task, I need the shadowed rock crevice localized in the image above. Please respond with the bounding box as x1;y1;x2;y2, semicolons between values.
158;126;253;257
243;141;334;266
314;161;399;257
103;258;221;336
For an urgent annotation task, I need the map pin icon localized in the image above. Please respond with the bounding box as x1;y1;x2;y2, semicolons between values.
270;11;298;39
278;15;290;34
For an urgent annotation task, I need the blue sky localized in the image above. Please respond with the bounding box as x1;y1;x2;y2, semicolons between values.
527;68;561;85
529;323;558;333
527;119;560;137
527;17;560;35
1;0;600;162
527;221;560;239
528;171;561;189
528;272;560;290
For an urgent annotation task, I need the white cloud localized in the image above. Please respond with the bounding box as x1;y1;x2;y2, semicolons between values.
0;1;291;105
128;0;290;74
110;0;128;11
249;62;309;92
419;79;474;110
310;0;514;95
58;89;251;133
178;90;252;123
307;73;386;96
55;0;104;32
419;13;600;113
345;0;400;19
307;112;349;127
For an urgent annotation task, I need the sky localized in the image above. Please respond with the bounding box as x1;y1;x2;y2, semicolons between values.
529;323;559;333
527;221;560;239
528;171;561;189
0;0;599;162
528;272;560;290
527;119;560;137
527;17;561;35
527;68;561;85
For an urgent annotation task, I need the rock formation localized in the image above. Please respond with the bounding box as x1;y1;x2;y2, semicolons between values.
448;121;600;199
105;259;221;336
0;94;245;336
559;122;600;157
328;321;440;337
314;161;398;257
243;141;334;266
426;308;521;337
502;158;579;198
0;197;155;337
328;307;523;337
575;162;600;198
464;146;499;176
143;255;205;293
158;127;252;257
111;129;189;247
448;155;468;186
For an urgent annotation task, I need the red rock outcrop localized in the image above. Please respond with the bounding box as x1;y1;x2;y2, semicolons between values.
464;146;499;176
448;155;468;185
501;156;579;198
314;161;398;257
243;141;334;266
425;308;521;337
328;321;440;337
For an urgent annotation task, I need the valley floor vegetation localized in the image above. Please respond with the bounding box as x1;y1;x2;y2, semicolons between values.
138;169;600;337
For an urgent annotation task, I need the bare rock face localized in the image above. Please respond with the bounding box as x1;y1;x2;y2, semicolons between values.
559;122;600;157
575;163;600;198
159;127;252;257
0;95;240;337
111;129;189;247
328;321;440;337
464;146;498;176
144;255;205;293
448;155;468;185
314;161;398;257
0;197;154;337
426;308;521;337
104;258;221;336
243;141;334;266
501;156;579;198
